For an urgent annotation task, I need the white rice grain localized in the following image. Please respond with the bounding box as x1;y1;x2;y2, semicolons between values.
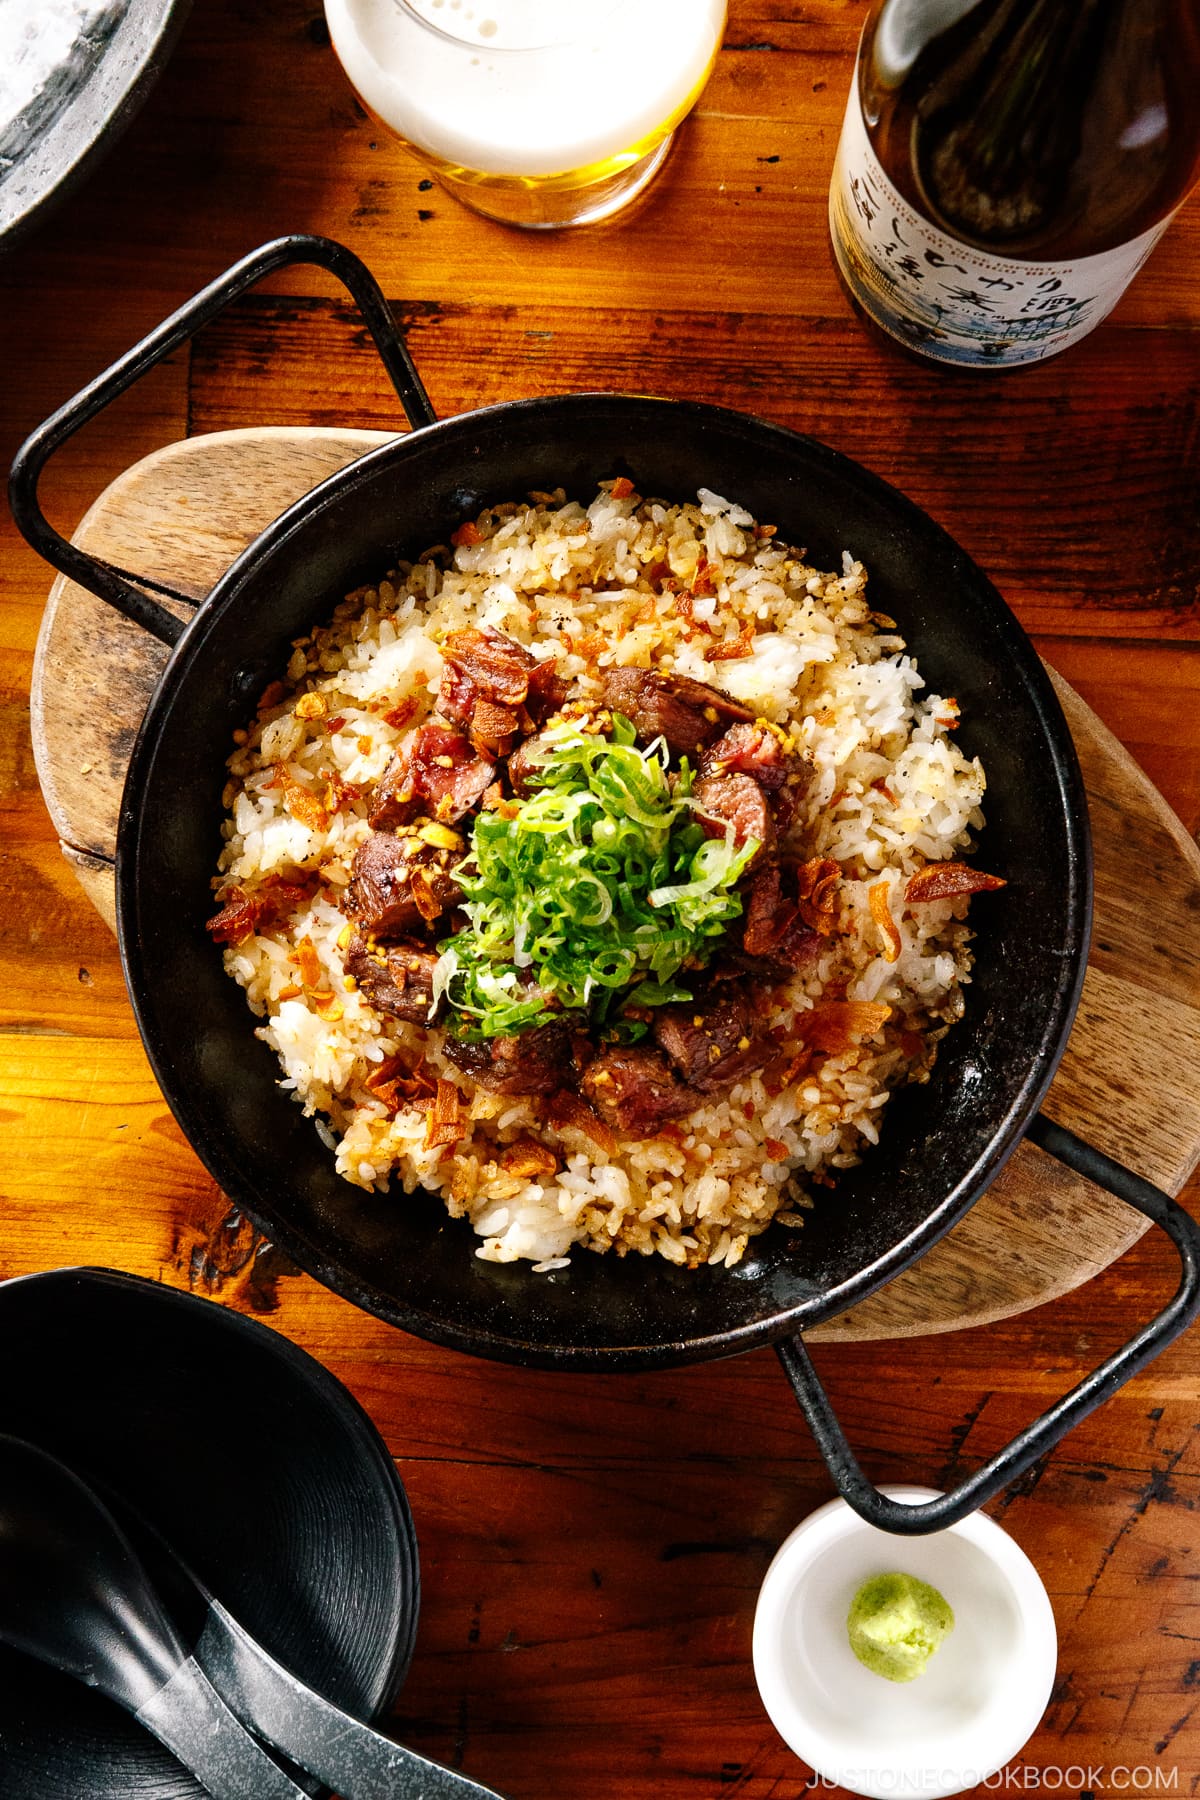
212;483;992;1272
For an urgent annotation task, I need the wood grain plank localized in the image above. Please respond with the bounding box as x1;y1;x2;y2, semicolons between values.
0;837;136;1039
1038;639;1200;840
0;2;1196;323
186;297;1200;644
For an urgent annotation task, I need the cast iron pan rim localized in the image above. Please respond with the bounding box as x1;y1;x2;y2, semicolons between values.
115;392;1093;1368
147;389;1086;749
0;1264;419;1709
97;1026;1081;1373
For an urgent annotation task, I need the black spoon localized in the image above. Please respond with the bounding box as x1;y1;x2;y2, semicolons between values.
102;1482;509;1800
0;1434;311;1800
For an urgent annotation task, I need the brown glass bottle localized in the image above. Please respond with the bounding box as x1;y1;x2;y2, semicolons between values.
829;0;1200;366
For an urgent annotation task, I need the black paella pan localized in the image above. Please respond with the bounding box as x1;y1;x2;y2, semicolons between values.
12;236;1200;1534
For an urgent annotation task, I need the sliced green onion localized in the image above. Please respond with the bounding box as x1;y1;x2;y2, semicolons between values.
440;711;752;1039
648;836;760;908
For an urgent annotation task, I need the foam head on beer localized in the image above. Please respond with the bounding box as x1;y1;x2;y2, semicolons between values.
324;0;725;181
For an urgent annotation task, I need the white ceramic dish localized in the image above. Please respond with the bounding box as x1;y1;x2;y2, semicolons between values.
752;1485;1057;1799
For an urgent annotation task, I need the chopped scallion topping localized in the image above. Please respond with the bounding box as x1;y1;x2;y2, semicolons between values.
435;714;757;1038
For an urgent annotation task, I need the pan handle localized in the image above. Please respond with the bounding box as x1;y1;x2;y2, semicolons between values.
777;1112;1200;1535
8;234;437;648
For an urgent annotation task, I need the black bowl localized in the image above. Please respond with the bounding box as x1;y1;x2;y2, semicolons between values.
0;1266;418;1800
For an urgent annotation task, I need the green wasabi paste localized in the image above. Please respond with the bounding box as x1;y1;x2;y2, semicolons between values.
847;1572;955;1683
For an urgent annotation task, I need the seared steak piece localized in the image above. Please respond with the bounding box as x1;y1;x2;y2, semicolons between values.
468;698;523;756
742;863;788;958
344;833;424;936
444;1017;577;1097
653;989;769;1094
437;660;478;728
439;628;569;754
525;657;570;725
599;668;752;756
442;625;539;708
346;933;439;1023
345;830;462;937
410;723;496;822
369;723;495;830
367;751;419;832
769;774;814;836
701;720;792;787
369;724;494;831
741;863;824;971
693;771;775;860
701;721;815;832
580;1047;698;1137
404;853;463;927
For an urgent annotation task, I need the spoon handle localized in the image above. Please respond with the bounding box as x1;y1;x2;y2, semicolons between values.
198;1598;507;1799
137;1652;313;1800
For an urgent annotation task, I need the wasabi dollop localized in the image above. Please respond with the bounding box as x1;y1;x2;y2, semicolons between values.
847;1571;955;1683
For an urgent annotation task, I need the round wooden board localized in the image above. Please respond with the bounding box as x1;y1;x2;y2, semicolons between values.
29;426;1200;1342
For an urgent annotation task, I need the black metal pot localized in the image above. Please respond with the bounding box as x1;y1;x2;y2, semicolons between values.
12;236;1200;1535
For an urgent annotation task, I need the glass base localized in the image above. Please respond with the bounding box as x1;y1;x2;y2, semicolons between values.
424;133;676;230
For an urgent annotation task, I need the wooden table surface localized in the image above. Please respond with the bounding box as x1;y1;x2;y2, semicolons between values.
2;4;1200;1796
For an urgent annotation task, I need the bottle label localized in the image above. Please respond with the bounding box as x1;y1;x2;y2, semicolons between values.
829;69;1171;367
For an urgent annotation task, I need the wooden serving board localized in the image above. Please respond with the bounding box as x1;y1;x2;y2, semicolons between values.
30;427;1200;1343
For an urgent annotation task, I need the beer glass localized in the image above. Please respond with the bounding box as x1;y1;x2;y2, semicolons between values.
323;0;727;229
